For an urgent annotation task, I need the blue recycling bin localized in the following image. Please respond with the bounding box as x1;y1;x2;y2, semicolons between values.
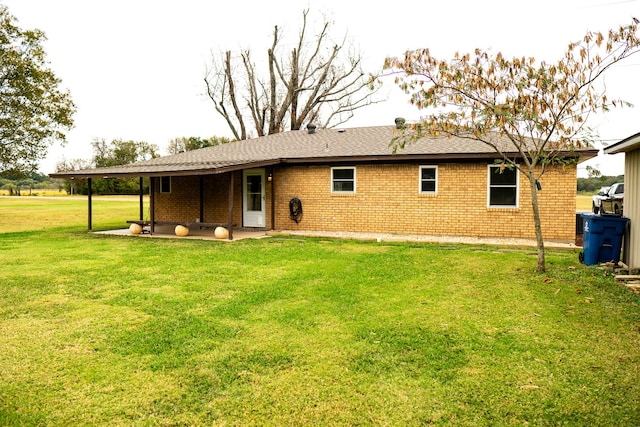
580;214;629;265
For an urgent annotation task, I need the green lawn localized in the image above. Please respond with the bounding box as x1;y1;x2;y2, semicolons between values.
576;194;592;211
0;195;143;233
0;197;638;425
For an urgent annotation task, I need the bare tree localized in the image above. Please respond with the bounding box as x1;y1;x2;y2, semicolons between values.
166;136;232;155
204;9;381;140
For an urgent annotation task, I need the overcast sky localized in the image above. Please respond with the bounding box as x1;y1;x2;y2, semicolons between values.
3;0;639;176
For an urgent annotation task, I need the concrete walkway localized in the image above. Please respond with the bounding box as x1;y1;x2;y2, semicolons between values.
93;228;269;242
95;227;579;249
271;230;578;249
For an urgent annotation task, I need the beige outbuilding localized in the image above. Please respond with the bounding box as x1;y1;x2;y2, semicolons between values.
604;132;640;269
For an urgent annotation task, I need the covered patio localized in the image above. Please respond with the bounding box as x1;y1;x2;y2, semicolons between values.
52;159;278;241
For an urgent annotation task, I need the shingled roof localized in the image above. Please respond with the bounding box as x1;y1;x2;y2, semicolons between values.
50;125;598;179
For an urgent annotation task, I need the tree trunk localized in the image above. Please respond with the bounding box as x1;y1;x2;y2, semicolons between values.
268;47;278;135
528;173;546;273
290;48;299;130
224;51;246;141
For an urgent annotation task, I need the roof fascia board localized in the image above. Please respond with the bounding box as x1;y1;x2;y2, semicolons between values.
49;160;282;179
603;132;640;154
282;150;598;164
49;149;597;180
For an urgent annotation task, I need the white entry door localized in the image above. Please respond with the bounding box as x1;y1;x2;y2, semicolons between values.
243;169;266;227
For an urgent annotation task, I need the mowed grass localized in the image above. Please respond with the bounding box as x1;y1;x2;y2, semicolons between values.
0;198;639;425
0;195;143;233
0;189;68;197
576;194;592;211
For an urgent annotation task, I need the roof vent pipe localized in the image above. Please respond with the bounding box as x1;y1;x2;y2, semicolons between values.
395;117;406;129
307;123;317;134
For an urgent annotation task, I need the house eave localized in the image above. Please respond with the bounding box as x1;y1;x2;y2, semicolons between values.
283;150;598;165
604;132;640;154
49;159;282;179
49;149;597;180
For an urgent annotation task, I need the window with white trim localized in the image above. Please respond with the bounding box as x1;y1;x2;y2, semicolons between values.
487;165;518;207
419;165;438;194
160;176;171;193
331;167;356;193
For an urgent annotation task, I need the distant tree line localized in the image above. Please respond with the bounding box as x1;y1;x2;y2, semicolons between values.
577;175;624;193
0;171;62;195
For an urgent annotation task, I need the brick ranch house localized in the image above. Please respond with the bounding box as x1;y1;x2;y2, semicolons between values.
50;123;597;242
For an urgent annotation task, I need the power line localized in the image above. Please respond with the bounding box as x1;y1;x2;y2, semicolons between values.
580;0;638;8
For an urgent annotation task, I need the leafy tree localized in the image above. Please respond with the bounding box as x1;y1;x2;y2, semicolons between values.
92;138;158;167
55;139;159;195
204;9;381;140
166;136;232;155
55;157;92;195
0;5;75;174
585;165;602;178
89;138;158;194
384;19;640;272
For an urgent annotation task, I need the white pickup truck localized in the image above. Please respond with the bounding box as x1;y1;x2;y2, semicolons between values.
600;183;624;216
591;186;610;215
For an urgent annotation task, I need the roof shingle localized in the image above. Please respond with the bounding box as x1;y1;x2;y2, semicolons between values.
50;125;598;178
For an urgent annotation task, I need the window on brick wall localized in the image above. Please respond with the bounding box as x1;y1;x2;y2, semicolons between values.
419;166;438;194
160;176;171;193
331;167;356;193
487;165;518;207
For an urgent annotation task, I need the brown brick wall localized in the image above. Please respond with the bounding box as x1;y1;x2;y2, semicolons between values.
273;163;577;241
153;170;272;228
152;162;577;241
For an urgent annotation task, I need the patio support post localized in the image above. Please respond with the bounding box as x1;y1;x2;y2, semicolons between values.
87;178;92;232
228;172;234;240
139;177;144;221
150;177;155;234
270;167;275;230
199;176;204;223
